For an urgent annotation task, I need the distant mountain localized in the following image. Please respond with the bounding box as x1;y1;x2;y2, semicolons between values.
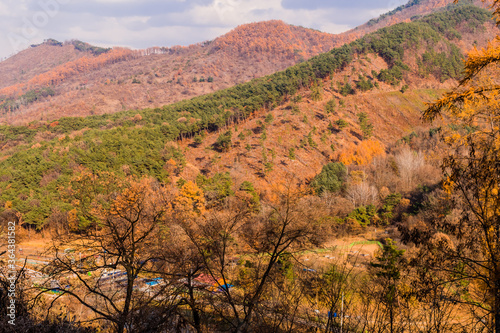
0;0;493;125
0;40;86;90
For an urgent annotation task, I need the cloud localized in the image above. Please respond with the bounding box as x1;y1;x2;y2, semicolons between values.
60;0;212;18
282;0;407;10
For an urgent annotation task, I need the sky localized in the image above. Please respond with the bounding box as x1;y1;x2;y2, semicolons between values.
0;0;409;60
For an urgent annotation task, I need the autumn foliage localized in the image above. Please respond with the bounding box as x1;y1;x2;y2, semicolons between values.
212;20;337;60
338;140;385;165
422;1;500;331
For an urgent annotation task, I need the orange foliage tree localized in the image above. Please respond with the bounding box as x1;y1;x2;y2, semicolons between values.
338;139;385;165
422;1;500;331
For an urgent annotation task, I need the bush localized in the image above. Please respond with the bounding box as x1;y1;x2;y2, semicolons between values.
215;130;232;151
335;119;349;130
325;99;336;114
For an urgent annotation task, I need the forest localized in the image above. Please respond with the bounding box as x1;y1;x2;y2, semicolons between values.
0;0;499;332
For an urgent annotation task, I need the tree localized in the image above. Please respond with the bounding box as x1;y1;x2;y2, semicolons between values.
369;238;405;333
346;181;378;208
338;82;354;96
325;98;336;114
395;147;424;191
335;118;349;130
422;1;500;331
356;75;374;92
311;260;358;333
358;112;374;139
44;173;179;333
239;181;260;212
178;182;319;332
311;83;323;101
215;130;232;152
196;172;234;208
310;162;347;195
175;181;206;217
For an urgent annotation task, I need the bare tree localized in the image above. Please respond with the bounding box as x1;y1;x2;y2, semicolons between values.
346;181;379;207
41;173;180;333
395;147;424;191
178;181;321;332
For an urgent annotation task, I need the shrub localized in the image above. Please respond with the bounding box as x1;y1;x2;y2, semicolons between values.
325;99;336;114
335;119;349;130
215;130;232;151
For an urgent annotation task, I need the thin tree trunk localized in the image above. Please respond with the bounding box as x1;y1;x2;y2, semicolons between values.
495;278;500;333
188;274;201;333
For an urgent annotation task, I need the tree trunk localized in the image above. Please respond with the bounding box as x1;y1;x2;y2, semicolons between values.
117;269;134;333
188;275;201;333
390;304;394;333
495;278;500;333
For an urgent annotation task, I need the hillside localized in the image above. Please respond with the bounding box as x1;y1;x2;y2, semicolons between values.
0;40;87;90
0;4;494;227
0;0;492;125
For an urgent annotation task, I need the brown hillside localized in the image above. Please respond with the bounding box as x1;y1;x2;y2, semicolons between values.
174;52;450;192
0;42;86;89
210;20;337;60
0;22;342;125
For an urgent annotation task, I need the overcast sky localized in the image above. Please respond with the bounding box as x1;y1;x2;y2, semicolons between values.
0;0;409;60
